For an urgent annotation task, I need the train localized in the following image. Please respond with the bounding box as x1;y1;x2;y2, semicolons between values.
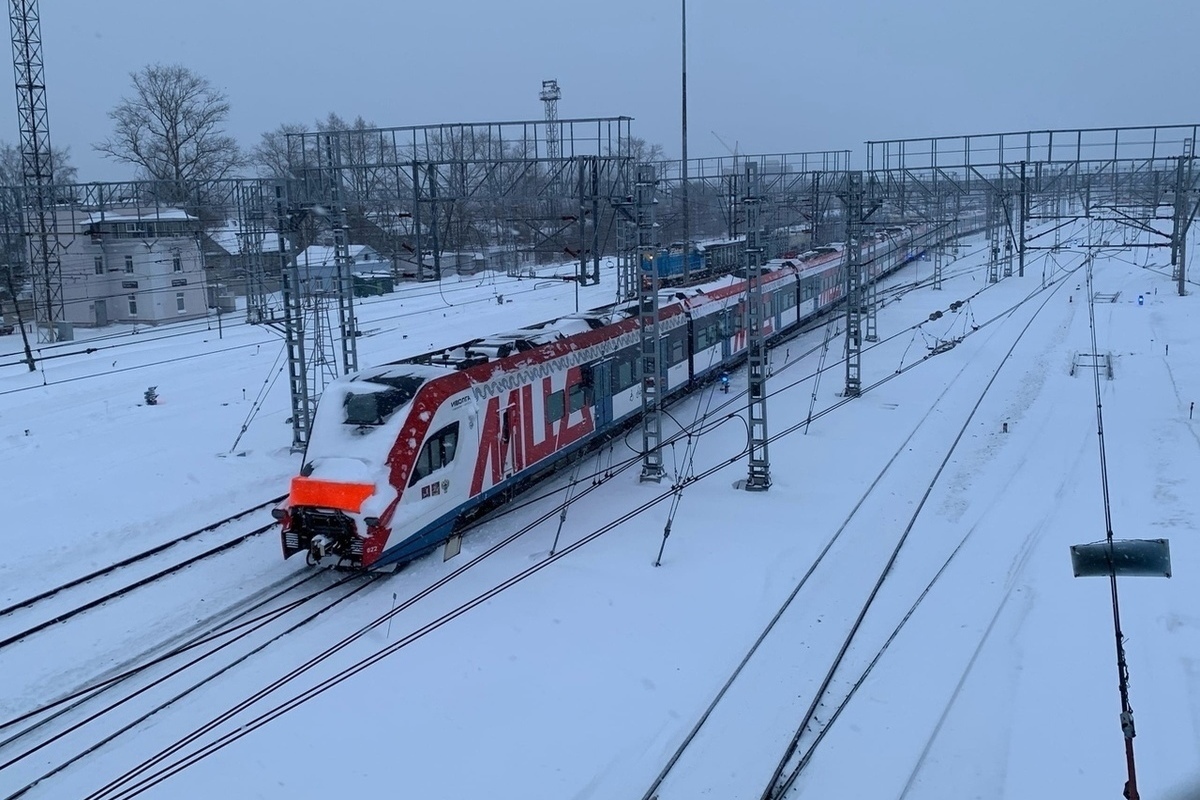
276;224;942;569
641;237;742;284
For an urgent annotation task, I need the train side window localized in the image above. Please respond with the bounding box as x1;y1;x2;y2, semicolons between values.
546;390;565;422
568;383;589;413
409;421;461;486
670;335;686;365
613;358;635;392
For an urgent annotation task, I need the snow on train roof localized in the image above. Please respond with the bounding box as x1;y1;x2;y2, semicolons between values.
395;256;818;373
345;362;445;385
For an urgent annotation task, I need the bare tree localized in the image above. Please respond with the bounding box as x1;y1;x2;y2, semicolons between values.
251;122;307;179
620;136;666;165
0;140;77;187
94;64;243;188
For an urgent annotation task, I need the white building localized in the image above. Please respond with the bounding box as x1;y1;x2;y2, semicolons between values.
293;244;391;292
56;207;207;327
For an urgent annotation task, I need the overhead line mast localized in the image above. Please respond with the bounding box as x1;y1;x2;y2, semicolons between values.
10;0;64;347
741;162;770;491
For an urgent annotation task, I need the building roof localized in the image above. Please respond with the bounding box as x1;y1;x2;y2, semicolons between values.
295;244;385;267
205;220;285;256
81;208;198;225
45;205;199;235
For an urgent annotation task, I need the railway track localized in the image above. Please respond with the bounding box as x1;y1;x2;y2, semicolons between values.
67;243;1028;799
2;233;1034;798
0;496;286;651
0;568;381;800
641;255;1081;800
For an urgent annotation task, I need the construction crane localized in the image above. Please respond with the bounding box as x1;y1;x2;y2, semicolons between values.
10;0;64;347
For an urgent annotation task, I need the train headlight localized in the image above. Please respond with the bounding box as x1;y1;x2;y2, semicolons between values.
364;516;380;528
271;508;287;521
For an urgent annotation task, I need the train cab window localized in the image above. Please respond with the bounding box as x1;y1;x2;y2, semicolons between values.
409;421;460;486
546;390;565;422
344;374;424;427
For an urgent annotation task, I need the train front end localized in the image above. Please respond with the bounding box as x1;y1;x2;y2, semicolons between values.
276;367;429;569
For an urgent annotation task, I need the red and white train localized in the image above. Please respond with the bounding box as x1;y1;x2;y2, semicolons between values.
277;225;937;568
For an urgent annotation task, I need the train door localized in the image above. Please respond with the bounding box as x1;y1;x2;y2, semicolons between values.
590;361;613;428
720;307;732;360
501;406;518;479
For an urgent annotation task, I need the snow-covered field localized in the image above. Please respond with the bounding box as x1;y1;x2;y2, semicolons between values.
2;232;1198;800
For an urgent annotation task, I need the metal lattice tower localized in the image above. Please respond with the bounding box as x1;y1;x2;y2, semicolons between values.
275;183;311;453
1018;160;1028;278
842;171;864;398
238;182;271;324
1002;192;1015;279
576;156;601;286
1172;139;1194;296
930;187;947;290
325;134;358;376
742;162;771;491
987;192;1002;283
10;0;63;343
863;226;879;343
615;214;637;302
932;236;946;291
636;164;665;483
307;293;340;403
540;79;562;162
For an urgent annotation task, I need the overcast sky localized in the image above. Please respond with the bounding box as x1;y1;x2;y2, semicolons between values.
3;0;1197;182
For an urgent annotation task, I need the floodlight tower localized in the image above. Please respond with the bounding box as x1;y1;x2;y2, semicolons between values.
540;79;562;162
10;0;63;346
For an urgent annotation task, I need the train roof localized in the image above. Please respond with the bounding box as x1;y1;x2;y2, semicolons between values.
394;257;809;374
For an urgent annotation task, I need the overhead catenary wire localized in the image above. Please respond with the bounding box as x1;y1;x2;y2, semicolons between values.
2;572;376;800
0;270;590;381
86;236;1082;800
761;260;1078;800
654;326;728;566
228;342;287;453
1083;228;1142;798
0;228;1035;798
643;250;1084;800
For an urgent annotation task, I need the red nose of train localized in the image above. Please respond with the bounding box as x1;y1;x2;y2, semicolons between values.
280;477;381;566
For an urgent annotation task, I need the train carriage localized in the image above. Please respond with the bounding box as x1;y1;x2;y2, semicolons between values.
276;224;933;569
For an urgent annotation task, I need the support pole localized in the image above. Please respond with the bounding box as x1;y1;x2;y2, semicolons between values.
428;164;442;283
743;162;771;491
1019;160;1028;278
810;171;821;245
11;0;64;344
636;164;665;483
276;183;311;453
239;182;269;324
590;156;601;285
842;171;864;398
680;0;690;283
1174;150;1189;297
411;160;424;280
327;135;358;376
988;191;1001;283
932;190;945;291
863;230;878;343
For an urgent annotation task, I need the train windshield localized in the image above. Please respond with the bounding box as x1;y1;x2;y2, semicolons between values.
343;373;424;426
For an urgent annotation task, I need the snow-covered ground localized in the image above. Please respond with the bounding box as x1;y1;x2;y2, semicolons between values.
2;232;1198;800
